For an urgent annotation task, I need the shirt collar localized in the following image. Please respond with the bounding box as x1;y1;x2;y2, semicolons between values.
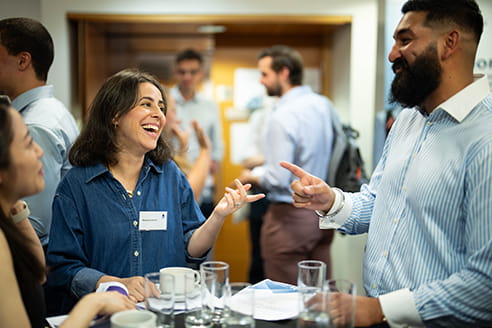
84;156;163;183
12;85;53;112
435;74;490;122
275;85;311;110
171;86;200;104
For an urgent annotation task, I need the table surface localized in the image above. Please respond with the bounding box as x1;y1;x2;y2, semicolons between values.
86;313;296;328
50;312;389;328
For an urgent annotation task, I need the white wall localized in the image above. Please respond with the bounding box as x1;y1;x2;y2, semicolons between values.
476;0;492;89
0;0;40;20
38;0;381;171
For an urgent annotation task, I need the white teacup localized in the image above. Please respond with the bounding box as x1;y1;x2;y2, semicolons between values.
160;267;200;295
111;309;156;328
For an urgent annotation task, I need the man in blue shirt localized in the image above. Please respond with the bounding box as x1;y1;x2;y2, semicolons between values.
0;18;79;247
282;0;492;327
240;45;336;285
170;49;224;218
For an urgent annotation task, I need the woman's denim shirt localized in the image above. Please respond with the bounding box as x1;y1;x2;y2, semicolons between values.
46;157;206;300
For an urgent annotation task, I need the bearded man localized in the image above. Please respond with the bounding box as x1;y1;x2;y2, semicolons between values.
281;0;492;327
239;45;338;285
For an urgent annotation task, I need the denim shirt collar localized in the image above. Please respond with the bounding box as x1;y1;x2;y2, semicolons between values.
84;156;163;184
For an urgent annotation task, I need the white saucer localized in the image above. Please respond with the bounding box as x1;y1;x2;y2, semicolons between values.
175;288;200;302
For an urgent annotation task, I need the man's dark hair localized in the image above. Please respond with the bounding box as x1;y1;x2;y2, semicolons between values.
69;69;172;167
0;17;54;81
257;45;303;86
402;0;483;44
175;48;203;65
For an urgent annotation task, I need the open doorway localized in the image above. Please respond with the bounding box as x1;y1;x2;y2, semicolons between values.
68;14;352;281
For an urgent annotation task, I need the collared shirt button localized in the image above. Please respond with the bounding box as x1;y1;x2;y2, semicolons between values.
134;251;139;257
383;251;388;257
403;186;407;191
372;284;377;289
394;218;398;224
133;220;138;227
137;191;141;196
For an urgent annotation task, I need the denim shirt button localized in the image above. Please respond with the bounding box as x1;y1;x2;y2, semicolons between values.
137;191;141;196
134;251;139;257
133;220;138;227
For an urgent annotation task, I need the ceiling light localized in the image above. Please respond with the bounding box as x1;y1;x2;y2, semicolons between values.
197;25;226;34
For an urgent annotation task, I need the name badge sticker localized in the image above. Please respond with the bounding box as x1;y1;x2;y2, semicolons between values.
139;211;167;231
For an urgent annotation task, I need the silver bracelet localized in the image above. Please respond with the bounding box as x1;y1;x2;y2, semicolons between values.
314;188;345;218
11;201;30;224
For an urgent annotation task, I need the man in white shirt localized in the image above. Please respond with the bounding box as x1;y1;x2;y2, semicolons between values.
282;0;492;327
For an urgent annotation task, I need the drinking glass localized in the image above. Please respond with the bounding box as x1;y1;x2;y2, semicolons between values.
144;272;175;328
200;261;230;324
324;279;356;328
184;271;212;328
297;260;327;328
223;282;255;328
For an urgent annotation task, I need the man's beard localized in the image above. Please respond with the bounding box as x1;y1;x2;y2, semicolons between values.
265;81;282;97
389;43;441;111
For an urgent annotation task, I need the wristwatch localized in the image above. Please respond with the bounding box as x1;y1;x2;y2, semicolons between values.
314;187;345;218
11;201;30;224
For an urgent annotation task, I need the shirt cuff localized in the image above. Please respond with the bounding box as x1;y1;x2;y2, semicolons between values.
319;192;353;229
379;288;425;328
71;267;105;299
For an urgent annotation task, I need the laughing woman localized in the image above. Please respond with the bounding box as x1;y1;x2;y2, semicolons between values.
0;99;134;328
46;69;264;312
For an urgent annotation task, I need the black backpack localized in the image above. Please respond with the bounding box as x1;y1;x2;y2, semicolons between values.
326;108;369;192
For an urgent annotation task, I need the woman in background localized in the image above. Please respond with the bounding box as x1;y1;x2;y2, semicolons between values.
0;99;133;328
47;69;264;311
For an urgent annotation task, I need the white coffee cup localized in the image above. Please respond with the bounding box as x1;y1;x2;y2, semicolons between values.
160;267;200;295
110;309;156;328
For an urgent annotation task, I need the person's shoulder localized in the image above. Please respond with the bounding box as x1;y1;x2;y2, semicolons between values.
156;158;181;174
480;93;492;113
62;164;104;185
0;228;14;271
149;159;189;186
24;97;78;132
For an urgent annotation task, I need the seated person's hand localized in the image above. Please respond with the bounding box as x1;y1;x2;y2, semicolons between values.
214;179;265;218
86;291;135;317
117;276;145;303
